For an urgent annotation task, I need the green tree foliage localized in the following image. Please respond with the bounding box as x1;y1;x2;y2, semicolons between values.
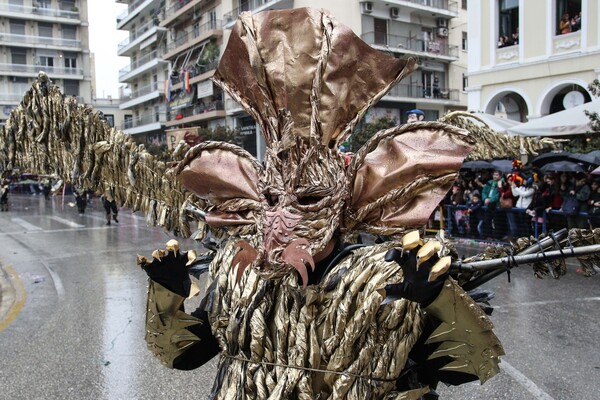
350;116;397;152
564;80;600;152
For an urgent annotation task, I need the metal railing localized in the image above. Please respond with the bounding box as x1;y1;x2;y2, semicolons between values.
168;100;224;119
223;0;284;23
165;19;222;54
162;0;207;20
0;3;80;19
122;81;161;101
399;0;458;13
361;32;459;58
122;110;167;129
386;83;459;101
0;33;80;48
2;93;27;102
118;19;163;50
117;0;150;23
119;50;163;77
0;63;83;75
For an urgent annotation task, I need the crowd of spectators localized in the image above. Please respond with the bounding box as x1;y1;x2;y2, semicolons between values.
443;167;600;242
559;11;581;35
497;28;519;48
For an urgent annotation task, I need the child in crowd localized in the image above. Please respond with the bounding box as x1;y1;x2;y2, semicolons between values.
466;191;484;238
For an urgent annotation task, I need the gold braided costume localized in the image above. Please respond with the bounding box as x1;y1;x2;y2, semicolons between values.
2;7;599;400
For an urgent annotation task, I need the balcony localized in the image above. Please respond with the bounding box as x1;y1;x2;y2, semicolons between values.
161;0;215;27
0;33;81;51
0;63;83;78
223;0;293;28
171;59;219;91
552;31;581;55
118;19;166;56
162;20;222;60
122;109;167;135
384;82;459;103
166;100;225;127
119;81;163;109
1;93;27;103
0;3;80;23
495;44;519;65
117;0;155;29
225;98;245;115
119;50;168;82
370;0;458;18
362;32;458;61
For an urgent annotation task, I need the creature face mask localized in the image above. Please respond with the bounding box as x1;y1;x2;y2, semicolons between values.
175;8;474;286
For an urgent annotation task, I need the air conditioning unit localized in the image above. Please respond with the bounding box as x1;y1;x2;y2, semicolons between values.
437;27;449;37
362;1;373;14
437;18;448;28
390;7;399;19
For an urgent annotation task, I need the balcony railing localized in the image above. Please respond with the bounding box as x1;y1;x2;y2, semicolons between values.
162;0;207;20
168;100;224;119
386;83;459;101
0;63;83;76
119;50;163;77
2;93;27;102
123;109;167;129
223;0;284;24
164;20;222;54
398;0;458;13
0;33;81;48
0;3;80;19
123;81;162;101
117;0;149;23
361;32;459;59
118;19;163;50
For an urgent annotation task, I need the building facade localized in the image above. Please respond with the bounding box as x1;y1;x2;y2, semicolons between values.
467;0;600;121
117;0;468;157
0;0;93;125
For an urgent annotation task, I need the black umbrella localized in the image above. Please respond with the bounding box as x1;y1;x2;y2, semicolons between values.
490;159;513;173
461;160;495;170
568;151;600;166
540;161;584;173
530;151;571;167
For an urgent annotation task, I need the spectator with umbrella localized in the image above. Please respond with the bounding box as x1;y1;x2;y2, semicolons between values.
481;170;503;239
563;172;591;229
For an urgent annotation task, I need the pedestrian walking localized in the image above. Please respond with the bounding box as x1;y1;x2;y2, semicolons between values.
0;180;9;211
101;189;119;225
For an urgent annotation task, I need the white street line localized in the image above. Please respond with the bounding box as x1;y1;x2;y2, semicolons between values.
40;260;65;300
11;218;43;231
501;360;555;400
48;216;85;228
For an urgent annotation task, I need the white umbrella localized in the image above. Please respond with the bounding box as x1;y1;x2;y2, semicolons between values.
506;100;600;137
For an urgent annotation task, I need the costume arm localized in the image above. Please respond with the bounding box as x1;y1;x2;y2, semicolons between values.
145;280;220;370
422;278;504;384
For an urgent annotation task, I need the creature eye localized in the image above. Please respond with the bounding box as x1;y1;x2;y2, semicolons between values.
297;195;323;205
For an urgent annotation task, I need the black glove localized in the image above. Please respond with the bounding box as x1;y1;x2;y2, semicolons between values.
382;245;448;306
139;244;194;298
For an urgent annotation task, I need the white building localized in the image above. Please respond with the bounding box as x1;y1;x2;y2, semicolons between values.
0;0;93;124
467;0;599;121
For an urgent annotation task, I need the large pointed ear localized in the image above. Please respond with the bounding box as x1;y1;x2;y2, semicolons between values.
344;123;474;235
174;142;263;229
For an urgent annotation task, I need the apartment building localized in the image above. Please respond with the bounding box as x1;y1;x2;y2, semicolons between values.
117;0;468;158
0;0;92;124
467;0;600;122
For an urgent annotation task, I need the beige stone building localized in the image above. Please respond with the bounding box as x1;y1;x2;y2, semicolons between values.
467;0;599;121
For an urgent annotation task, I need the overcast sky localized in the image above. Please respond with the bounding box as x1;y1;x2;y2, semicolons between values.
88;1;128;99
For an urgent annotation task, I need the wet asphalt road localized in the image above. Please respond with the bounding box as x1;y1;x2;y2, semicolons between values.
1;194;599;400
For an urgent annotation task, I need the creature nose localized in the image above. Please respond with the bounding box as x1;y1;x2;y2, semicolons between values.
281;238;315;288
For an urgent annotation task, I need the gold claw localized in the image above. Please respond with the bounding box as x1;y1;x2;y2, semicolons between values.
402;230;422;251
428;256;452;282
136;254;149;266
152;249;166;261
186;250;197;266
415;240;442;269
166;239;180;254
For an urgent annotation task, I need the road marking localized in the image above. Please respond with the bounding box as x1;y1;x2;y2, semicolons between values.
0;263;28;333
495;297;600;309
501;360;555;400
11;218;43;231
48;216;85;228
40;260;65;299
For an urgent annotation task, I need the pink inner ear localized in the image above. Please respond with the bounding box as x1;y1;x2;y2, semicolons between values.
177;148;261;205
350;128;472;228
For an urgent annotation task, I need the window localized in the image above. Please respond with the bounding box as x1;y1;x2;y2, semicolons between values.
64;52;77;69
38;22;53;38
11;49;26;64
462;0;467;10
462;73;468;92
556;0;581;35
462;32;468;50
498;0;518;47
40;56;54;67
104;114;115;127
374;18;388;45
10;19;25;35
62;25;77;40
63;80;79;96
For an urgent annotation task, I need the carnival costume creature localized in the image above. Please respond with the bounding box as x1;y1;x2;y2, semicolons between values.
2;7;600;400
